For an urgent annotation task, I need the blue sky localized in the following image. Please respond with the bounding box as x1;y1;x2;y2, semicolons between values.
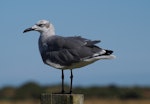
0;0;150;88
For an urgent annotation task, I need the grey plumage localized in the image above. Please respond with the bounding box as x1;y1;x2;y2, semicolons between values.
39;35;102;66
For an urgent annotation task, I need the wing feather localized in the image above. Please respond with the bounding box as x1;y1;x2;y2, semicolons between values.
41;36;102;66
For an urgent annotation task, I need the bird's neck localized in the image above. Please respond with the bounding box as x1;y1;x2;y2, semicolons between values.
39;29;55;43
40;27;55;39
43;30;55;36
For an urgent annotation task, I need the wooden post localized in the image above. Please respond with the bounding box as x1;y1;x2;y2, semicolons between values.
41;93;84;104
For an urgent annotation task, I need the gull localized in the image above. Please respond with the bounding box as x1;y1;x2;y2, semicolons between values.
23;20;115;94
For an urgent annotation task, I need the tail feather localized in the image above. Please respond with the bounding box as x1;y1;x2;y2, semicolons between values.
83;49;115;62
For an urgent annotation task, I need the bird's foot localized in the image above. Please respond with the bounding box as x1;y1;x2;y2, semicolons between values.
52;91;72;94
52;90;65;94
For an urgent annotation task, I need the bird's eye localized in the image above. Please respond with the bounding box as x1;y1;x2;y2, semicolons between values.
37;24;44;27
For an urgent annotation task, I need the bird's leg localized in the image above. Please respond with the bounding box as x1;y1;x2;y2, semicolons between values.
61;70;65;94
69;69;73;94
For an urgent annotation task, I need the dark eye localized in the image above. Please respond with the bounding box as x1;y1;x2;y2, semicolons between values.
37;24;44;27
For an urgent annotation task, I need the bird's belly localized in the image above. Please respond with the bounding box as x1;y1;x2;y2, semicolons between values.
63;60;96;70
45;59;96;70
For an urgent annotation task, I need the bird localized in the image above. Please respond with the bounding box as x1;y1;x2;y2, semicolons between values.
23;20;115;94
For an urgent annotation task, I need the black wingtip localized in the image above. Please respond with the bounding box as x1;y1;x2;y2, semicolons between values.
105;50;113;55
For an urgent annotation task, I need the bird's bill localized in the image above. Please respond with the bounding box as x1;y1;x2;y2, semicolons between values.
23;27;35;33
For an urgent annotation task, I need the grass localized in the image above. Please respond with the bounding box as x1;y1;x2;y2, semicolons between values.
0;99;150;104
85;99;150;104
0;100;40;104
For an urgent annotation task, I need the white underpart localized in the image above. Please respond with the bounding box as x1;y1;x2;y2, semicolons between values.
45;54;116;70
46;59;65;69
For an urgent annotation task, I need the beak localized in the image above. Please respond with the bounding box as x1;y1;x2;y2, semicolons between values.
23;27;35;33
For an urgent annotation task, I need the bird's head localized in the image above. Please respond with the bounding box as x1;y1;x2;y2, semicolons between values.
23;20;55;35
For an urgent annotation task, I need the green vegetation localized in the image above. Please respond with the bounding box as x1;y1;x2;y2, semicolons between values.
0;82;150;100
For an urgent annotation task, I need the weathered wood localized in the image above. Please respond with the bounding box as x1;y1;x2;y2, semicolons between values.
41;93;84;104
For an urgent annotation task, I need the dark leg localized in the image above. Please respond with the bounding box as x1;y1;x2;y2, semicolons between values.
61;70;65;94
69;69;73;94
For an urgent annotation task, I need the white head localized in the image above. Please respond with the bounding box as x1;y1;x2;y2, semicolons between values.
23;20;55;36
